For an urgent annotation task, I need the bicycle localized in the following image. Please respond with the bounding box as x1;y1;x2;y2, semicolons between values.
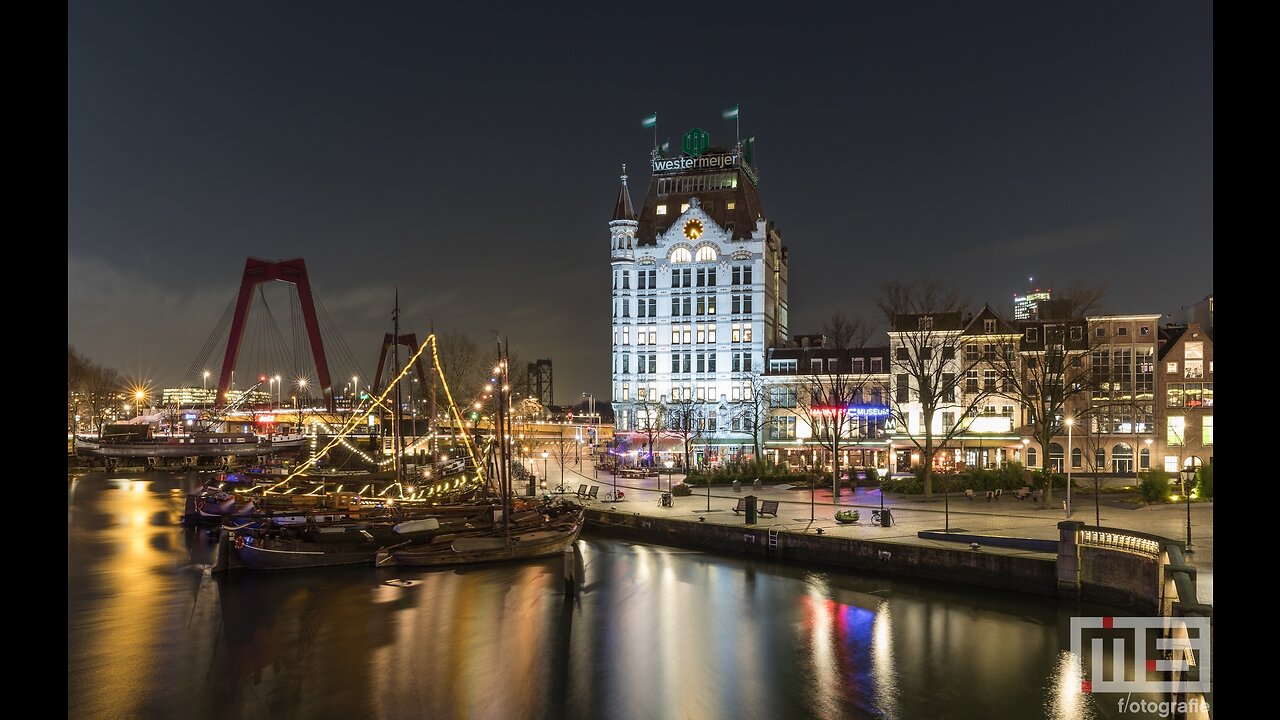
871;509;893;527
603;489;625;502
553;484;569;495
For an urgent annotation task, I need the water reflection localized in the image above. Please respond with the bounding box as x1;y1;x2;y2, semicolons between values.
69;472;1143;720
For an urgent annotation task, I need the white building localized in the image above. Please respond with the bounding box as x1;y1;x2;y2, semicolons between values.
609;129;788;465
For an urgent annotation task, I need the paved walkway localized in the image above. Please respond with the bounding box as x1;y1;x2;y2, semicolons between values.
549;461;1214;606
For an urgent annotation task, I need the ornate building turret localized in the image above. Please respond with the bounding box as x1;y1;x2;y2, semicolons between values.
610;165;638;262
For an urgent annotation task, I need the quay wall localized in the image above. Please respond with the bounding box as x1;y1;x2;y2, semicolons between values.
583;509;1058;597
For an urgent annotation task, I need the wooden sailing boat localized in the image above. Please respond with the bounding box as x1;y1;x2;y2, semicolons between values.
376;336;583;568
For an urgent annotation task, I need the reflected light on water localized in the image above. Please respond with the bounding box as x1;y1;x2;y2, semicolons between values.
871;602;900;718
1046;649;1096;720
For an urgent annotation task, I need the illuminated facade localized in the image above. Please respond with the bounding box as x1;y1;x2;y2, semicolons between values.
1013;288;1051;320
609;127;789;464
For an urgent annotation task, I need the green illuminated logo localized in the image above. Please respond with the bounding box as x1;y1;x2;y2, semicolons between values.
682;127;709;157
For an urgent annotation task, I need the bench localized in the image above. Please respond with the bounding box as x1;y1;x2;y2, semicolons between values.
1031;489;1043;503
758;500;779;517
732;497;747;513
964;489;975;500
586;485;600;500
574;484;589;498
1013;487;1030;501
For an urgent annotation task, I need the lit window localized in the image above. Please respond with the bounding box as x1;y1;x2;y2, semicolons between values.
696;246;717;262
1202;416;1212;445
656;205;667;215
727;201;736;210
671;248;692;263
1167;416;1184;446
681;203;690;213
1167;362;1178;374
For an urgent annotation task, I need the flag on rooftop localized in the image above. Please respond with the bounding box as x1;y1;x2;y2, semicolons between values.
722;104;739;120
641;113;657;128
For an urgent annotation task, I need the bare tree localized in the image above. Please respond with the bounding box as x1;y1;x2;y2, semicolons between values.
68;346;122;435
789;313;877;499
992;319;1093;508
545;424;576;490
632;396;666;468
733;363;772;462
879;281;988;499
664;395;706;472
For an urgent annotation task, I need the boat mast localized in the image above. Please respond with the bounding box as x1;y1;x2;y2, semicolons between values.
494;336;510;537
392;290;404;488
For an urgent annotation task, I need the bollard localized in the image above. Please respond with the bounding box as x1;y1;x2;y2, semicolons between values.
732;480;741;493
753;478;761;490
563;545;577;595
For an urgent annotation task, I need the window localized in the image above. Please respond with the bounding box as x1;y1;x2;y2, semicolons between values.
696;246;717;262
622;271;630;289
942;372;955;402
1027;447;1037;467
622;328;630;345
983;369;996;391
1140;326;1150;336
1167;416;1185;446
1202;416;1213;445
1167;361;1178;374
942;411;956;429
810;358;823;373
1094;448;1105;470
919;316;934;330
656;205;667;215
984;319;996;333
680;203;690;213
1139;448;1150;469
1025;328;1039;343
1096;327;1106;338
1070;326;1082;341
769;415;796;440
965;344;979;362
1117;326;1128;337
726;201;736;210
1166;383;1183;408
895;347;909;361
671;247;692;263
966;370;978;392
896;374;910;402
871;358;883;373
732;351;746;372
769;359;797;373
1184;341;1204;378
942;347;955;360
1071;447;1082;469
852;358;865;373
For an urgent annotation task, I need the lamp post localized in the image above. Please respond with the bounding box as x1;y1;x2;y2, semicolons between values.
352;376;359;410
274;375;281;408
1021;438;1030;464
134;390;146;419
1180;458;1201;553
664;459;674;494
542;451;549;495
877;466;888;519
1065;417;1073;518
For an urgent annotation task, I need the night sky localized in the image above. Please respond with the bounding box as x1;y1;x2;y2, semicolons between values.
68;2;1213;405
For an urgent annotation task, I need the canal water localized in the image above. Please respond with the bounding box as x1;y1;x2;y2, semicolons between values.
69;471;1154;720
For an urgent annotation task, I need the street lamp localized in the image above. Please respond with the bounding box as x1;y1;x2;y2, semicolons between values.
352;375;359;409
274;375;281;408
542;451;549;496
1180;458;1201;553
1065;417;1073;518
202;370;210;392
134;390;146;418
1021;438;1030;464
664;459;674;493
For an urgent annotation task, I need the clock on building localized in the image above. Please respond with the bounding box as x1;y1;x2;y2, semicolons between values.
683;219;703;240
